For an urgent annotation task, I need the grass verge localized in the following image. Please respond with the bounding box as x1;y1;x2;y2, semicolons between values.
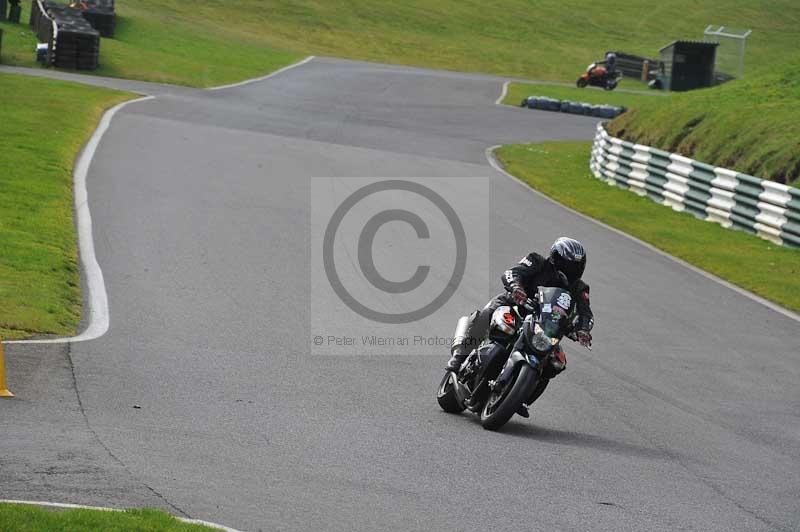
608;57;800;186
0;2;303;88
505;54;800;187
2;1;799;87
0;72;131;340
496;141;800;312
0;504;219;531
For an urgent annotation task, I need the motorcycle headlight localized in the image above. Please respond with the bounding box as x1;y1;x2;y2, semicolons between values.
530;323;553;352
530;323;561;352
531;332;551;352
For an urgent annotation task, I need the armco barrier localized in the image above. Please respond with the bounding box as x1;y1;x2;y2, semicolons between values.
590;123;800;248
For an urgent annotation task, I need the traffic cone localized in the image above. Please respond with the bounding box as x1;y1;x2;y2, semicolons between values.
0;341;14;397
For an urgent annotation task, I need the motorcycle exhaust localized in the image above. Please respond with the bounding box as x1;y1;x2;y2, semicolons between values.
451;315;471;355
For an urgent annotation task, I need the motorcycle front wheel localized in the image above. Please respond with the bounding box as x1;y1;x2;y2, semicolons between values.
576;77;588;88
437;371;466;413
480;364;538;430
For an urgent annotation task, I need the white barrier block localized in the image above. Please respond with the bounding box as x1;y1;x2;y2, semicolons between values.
707;189;735;216
667;158;694;180
603;151;625;167
712;168;739;191
759;181;792;209
754;223;784;244
755;203;788;230
663;190;687;212
627;170;649;196
608;143;625;156
631;147;651;165
664;171;690;199
706;206;734;227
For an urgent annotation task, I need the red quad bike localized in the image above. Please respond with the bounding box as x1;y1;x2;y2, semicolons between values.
577;63;622;91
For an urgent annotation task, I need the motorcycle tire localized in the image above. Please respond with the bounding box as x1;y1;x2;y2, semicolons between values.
480;364;538;430
526;377;549;405
576;77;588;88
437;371;466;413
604;81;618;91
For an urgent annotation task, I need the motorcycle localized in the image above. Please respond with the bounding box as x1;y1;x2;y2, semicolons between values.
437;282;589;430
576;63;622;91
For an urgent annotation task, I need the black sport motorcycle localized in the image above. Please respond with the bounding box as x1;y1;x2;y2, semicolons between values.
437;284;588;430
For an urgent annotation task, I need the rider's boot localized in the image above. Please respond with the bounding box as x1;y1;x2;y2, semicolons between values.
445;346;468;373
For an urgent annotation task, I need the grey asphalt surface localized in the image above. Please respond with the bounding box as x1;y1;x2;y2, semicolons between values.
2;57;799;532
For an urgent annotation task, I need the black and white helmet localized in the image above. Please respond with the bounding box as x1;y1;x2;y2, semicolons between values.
549;237;586;284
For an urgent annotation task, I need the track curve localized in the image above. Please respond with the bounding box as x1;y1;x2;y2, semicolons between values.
1;57;798;532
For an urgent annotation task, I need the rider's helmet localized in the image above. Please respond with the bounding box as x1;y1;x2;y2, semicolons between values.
549;237;586;284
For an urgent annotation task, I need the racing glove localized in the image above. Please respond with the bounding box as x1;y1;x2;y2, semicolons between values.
576;330;592;348
510;284;527;306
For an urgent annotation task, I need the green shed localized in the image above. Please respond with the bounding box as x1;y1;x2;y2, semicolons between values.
658;40;718;91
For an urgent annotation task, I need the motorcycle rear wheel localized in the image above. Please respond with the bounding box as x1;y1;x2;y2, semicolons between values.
480;364;538;430
437;371;466;413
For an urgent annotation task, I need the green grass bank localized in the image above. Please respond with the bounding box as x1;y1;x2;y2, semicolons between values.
3;0;799;87
608;58;800;185
506;55;800;186
496;142;800;312
0;504;219;531
0;72;130;340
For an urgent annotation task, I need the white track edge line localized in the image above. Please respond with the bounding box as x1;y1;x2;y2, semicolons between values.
4;95;155;345
485;145;800;323
0;500;242;532
494;80;509;105
6;56;319;345
207;55;315;91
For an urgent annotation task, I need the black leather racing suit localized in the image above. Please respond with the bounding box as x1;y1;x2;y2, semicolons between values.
598;53;617;74
461;252;594;352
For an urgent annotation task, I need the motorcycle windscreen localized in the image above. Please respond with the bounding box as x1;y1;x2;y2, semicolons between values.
537;287;575;337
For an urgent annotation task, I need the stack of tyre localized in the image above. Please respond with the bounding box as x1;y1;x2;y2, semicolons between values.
46;5;100;70
81;0;115;38
521;96;626;119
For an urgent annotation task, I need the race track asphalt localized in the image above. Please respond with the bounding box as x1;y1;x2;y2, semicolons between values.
1;58;798;532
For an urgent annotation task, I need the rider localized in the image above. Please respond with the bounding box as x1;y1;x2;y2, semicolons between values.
446;237;594;373
594;51;617;76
